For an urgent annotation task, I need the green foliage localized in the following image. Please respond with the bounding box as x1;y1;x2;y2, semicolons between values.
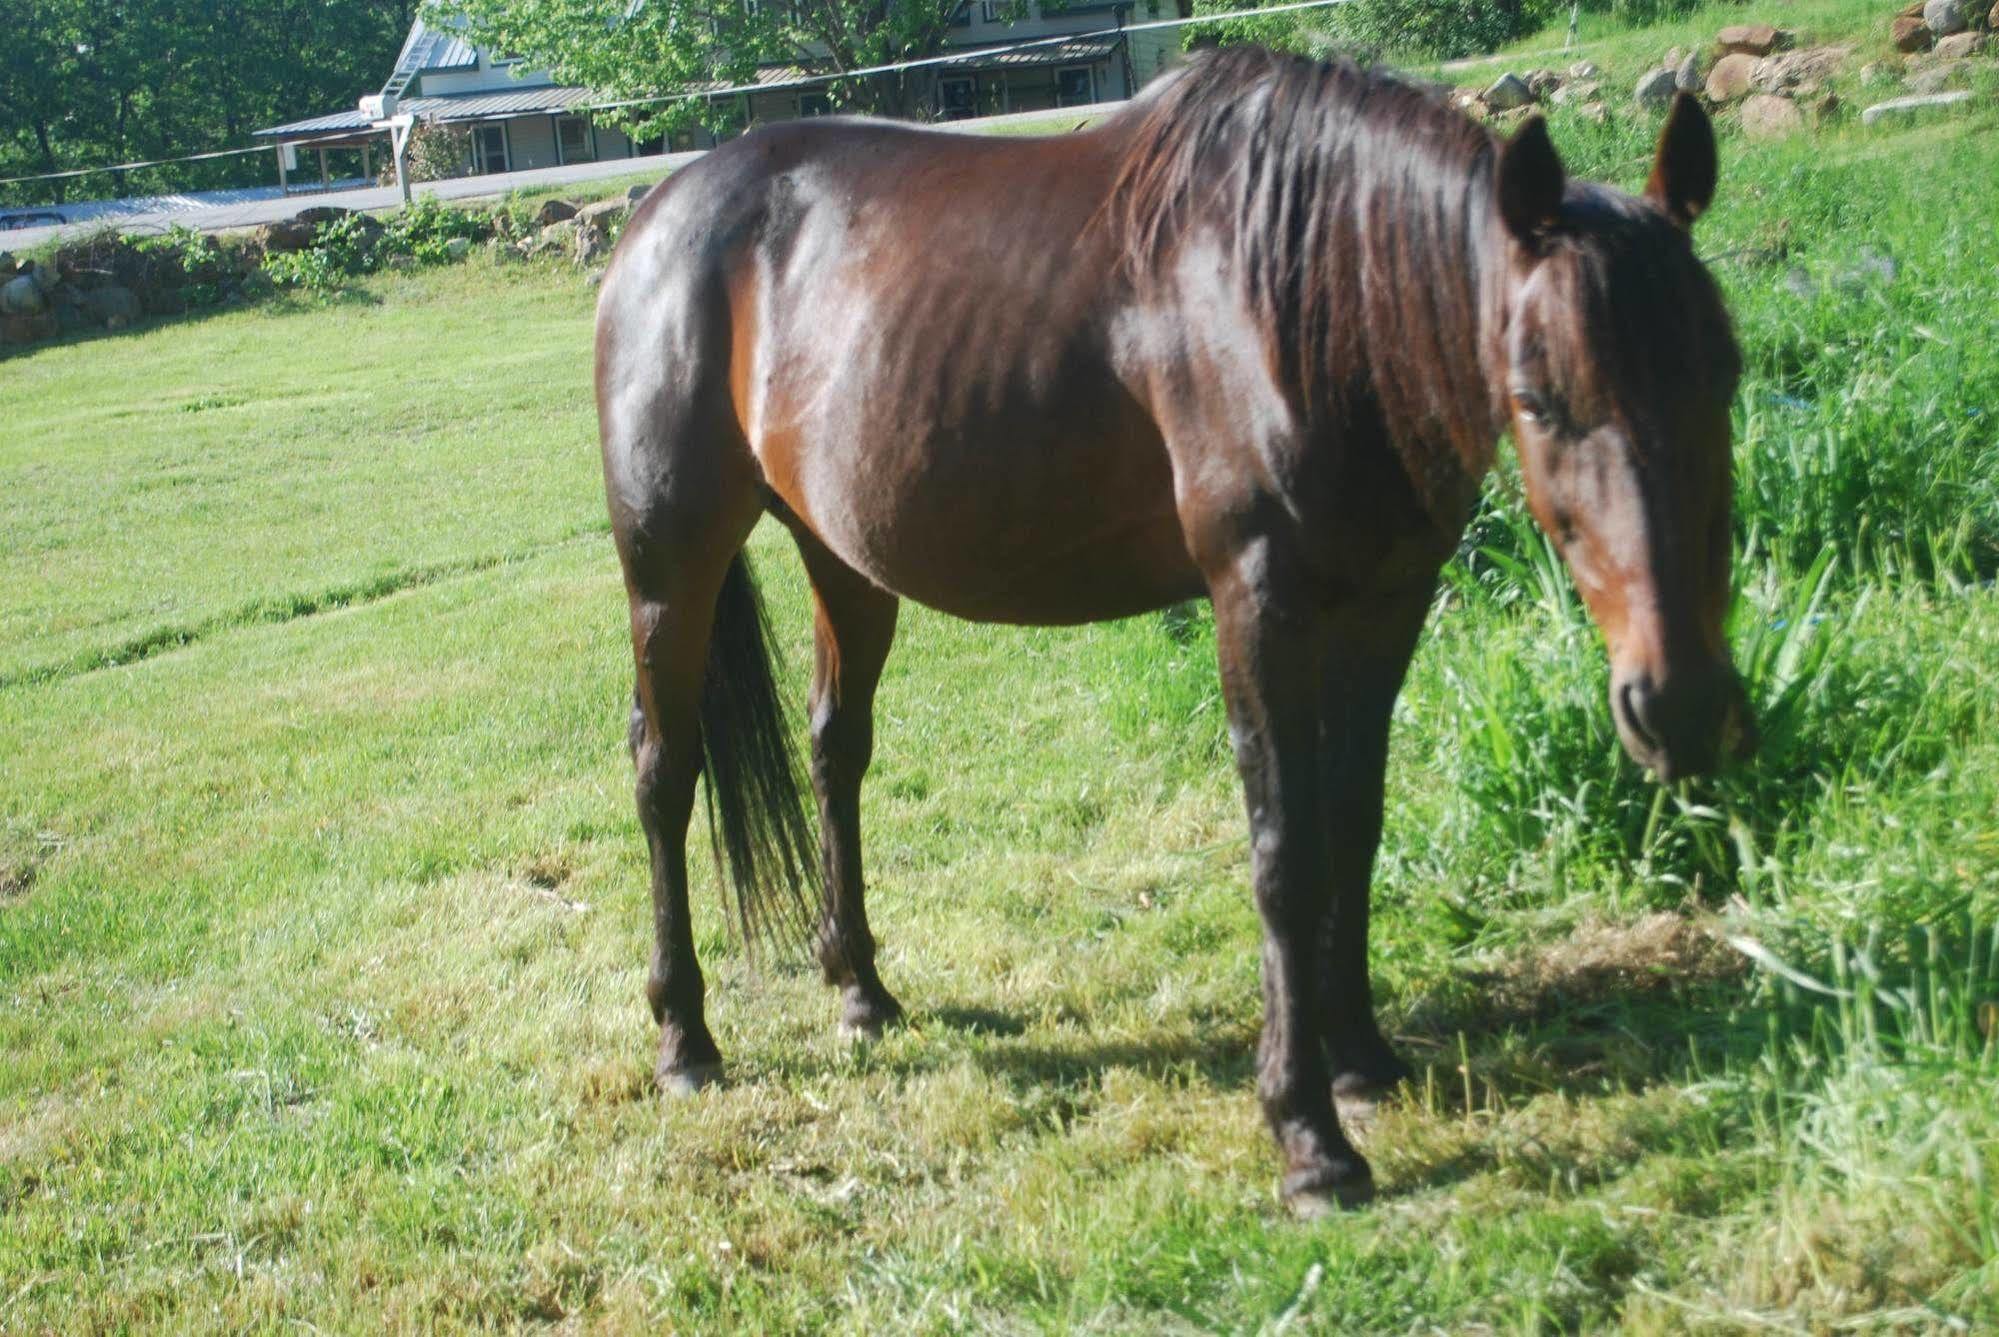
262;202;495;295
0;0;417;207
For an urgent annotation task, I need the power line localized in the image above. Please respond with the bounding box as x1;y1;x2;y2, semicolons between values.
0;0;1351;191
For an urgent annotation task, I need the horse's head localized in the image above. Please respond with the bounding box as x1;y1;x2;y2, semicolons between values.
1490;96;1752;782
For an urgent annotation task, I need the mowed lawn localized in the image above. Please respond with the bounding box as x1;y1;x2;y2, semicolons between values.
5;56;1999;1332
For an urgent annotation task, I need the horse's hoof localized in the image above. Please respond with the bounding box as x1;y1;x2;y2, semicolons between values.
657;1062;723;1097
1282;1160;1375;1218
837;991;904;1043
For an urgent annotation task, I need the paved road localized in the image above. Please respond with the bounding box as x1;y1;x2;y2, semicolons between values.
1;101;1121;253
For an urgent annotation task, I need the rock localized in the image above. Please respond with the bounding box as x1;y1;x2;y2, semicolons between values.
1933;30;1986;57
534;198;578;227
1578;100;1610;124
1860;89;1976;122
1635;65;1680;110
1859;60;1898;84
292;205;351;228
80;284;140;326
1;312;57;344
1525;68;1562;98
1663;46;1686;70
625;183;652;207
1550;80;1603;106
1753;45;1853;95
0;272;44;316
1923;0;1967;36
255;220;314;253
1907;60;1972;91
1568;60;1600;80
1990;0;1998;33
1716;24;1792;56
1488;106;1534;133
443;236;471;262
1811;91;1842;123
1740;92;1806;137
1482;73;1535;110
1706;53;1762;100
576;197;629;228
572;222;609;267
1675;50;1705;91
1892;16;1933;51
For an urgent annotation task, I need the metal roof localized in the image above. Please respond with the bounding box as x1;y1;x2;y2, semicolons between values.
708;37;1125;94
255;85;597;138
389;18;480;80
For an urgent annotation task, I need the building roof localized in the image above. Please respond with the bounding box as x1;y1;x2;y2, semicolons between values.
389;19;481;81
254;34;1126;139
255;85;597;139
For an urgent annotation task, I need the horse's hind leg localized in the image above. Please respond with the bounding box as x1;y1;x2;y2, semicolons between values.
792;530;904;1038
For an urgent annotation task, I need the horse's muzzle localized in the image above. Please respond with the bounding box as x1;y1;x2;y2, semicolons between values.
1611;662;1755;783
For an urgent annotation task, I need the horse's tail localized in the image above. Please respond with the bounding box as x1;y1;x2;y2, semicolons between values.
699;552;821;959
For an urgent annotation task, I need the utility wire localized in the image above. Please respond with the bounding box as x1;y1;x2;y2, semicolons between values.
0;0;1351;190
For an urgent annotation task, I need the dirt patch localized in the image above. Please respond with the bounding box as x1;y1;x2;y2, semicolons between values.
1407;912;1748;1038
520;852;574;891
0;827;59;899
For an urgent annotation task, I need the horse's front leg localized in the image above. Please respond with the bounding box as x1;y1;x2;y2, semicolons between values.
1319;581;1436;1101
1211;553;1372;1213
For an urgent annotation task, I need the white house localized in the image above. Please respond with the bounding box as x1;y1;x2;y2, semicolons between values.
253;5;1189;187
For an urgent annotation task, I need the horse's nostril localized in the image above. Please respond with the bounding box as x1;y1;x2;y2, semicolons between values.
1617;680;1662;755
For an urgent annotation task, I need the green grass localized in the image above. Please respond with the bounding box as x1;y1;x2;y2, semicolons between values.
4;7;1998;1327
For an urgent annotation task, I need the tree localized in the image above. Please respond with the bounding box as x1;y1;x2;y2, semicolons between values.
1;1;419;207
433;0;1021;138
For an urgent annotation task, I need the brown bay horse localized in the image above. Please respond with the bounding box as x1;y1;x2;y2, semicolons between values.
596;47;1751;1213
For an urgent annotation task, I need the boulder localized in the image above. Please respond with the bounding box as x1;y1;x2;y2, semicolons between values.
81;284;140;326
1706;53;1762;100
1;312;57;345
1567;59;1600;80
292;205;351;227
1550;80;1603;105
1482;73;1535;109
1907;60;1973;90
1753;45;1854;94
1716;24;1792;56
1635;65;1680;109
1893;16;1934;50
1675;50;1706;91
576;197;629;228
1578;100;1610;124
0;272;45;316
443;236;471;262
572;221;609;267
1740;92;1806;137
1525;68;1562;98
1860;88;1975;122
1923;0;1967;36
534;198;578;227
255;220;314;253
1933;30;1987;57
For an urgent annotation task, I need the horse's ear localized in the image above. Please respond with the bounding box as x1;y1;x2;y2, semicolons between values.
1496;115;1565;246
1645;93;1717;228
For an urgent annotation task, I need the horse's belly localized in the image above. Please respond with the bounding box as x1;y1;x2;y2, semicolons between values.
773;426;1204;626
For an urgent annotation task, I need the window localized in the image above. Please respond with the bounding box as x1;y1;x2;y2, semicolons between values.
798;90;832;117
473;123;509;174
1056;66;1095;107
981;1;1026;21
556;115;597;164
949;1;972;25
937;75;976;120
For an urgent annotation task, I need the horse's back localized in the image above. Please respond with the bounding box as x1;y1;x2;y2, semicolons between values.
599;115;1205;623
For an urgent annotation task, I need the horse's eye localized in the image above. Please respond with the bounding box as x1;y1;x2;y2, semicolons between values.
1512;388;1549;425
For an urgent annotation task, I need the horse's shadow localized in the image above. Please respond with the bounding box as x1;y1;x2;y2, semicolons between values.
819;953;1756;1200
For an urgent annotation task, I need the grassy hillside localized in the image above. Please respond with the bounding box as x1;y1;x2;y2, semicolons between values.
3;8;1996;1330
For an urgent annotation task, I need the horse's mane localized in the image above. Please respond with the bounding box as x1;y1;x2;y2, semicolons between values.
1106;46;1506;496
